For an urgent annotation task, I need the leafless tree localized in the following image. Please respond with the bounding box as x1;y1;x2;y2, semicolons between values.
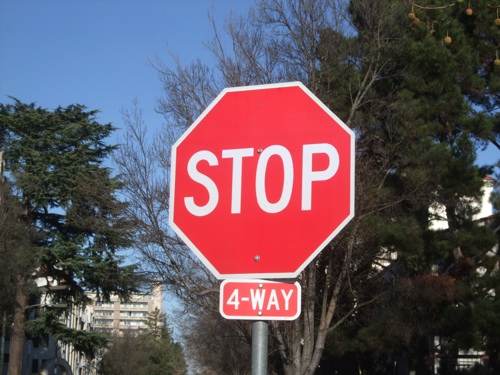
181;309;253;375
114;1;412;374
115;103;219;308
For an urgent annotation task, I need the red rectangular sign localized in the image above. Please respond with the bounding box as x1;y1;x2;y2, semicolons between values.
220;279;301;320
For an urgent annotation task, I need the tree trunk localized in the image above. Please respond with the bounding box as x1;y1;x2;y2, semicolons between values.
8;275;28;375
0;311;6;375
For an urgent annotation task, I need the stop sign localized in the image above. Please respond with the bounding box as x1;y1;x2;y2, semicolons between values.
169;82;354;279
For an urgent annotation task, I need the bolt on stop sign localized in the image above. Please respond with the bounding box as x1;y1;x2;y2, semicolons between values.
169;82;355;279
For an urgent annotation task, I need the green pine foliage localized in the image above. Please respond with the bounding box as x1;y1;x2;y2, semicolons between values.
26;308;109;358
0;180;38;319
316;0;499;372
0;99;142;358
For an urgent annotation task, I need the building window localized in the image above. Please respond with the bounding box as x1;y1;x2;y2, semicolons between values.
120;311;146;317
120;302;148;308
120;319;145;326
32;359;39;373
96;328;113;333
95;319;113;326
95;310;113;316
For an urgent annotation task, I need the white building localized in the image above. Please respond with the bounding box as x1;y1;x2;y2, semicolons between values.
69;284;163;374
425;177;496;373
0;283;163;375
429;176;495;230
87;282;162;336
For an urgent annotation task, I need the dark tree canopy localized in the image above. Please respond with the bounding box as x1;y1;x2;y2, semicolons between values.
0;99;142;373
316;1;500;372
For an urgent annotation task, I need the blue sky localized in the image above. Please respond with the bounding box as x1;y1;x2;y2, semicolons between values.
0;0;497;165
0;0;256;334
0;0;253;141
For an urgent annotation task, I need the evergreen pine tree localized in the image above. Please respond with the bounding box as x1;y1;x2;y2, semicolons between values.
0;99;142;375
316;1;499;372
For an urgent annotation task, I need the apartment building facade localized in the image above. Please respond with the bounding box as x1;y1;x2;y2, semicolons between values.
1;284;163;375
87;283;163;336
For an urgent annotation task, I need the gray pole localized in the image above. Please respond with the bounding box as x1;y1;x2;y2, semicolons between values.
251;321;268;375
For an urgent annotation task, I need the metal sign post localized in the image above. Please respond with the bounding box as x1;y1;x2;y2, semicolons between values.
169;82;355;374
251;321;268;375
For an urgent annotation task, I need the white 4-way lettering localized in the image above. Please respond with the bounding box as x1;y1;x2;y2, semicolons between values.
184;143;339;216
226;287;295;311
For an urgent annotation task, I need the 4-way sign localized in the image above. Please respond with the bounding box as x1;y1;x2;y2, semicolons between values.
220;279;301;320
169;82;355;280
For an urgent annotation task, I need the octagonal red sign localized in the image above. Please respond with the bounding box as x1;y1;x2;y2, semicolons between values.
169;82;354;279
